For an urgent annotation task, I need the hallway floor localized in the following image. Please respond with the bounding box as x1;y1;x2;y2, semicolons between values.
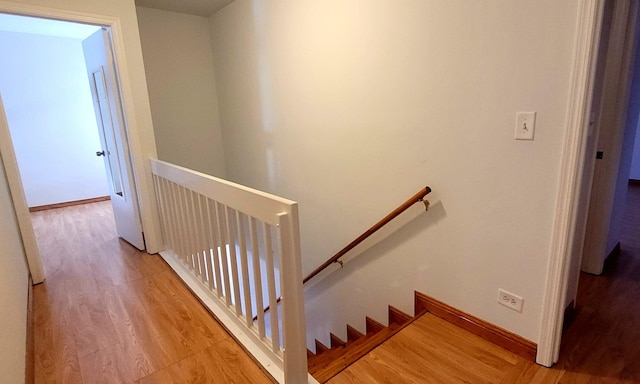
31;201;273;383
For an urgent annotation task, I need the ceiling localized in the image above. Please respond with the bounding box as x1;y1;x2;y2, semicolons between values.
134;0;234;17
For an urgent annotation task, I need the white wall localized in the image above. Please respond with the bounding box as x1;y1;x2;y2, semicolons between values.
210;0;581;346
0;31;109;207
137;7;226;177
0;153;30;384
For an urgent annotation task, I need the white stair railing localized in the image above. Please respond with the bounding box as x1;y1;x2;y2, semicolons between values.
151;159;315;384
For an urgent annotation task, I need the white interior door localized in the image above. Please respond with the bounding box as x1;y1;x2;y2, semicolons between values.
83;29;145;250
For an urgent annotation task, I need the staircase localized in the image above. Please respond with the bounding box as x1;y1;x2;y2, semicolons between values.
307;294;424;382
306;291;537;383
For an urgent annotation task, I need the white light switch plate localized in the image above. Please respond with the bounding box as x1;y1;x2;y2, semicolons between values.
515;112;536;140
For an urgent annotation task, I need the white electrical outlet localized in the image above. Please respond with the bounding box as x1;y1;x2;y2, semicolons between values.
497;289;524;313
515;112;536;140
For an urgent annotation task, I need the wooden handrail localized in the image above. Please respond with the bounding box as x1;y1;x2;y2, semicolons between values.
254;186;432;321
302;186;431;284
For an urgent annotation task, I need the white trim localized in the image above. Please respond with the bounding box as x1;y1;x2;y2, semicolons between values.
0;94;44;284
0;1;116;27
0;1;163;254
537;0;604;366
151;159;296;225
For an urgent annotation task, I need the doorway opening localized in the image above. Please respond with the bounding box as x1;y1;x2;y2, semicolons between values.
0;12;146;282
558;0;640;366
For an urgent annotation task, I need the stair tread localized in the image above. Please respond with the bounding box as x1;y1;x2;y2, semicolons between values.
309;323;403;382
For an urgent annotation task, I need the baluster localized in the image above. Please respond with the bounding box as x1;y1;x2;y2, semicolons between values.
219;204;232;305
236;211;253;326
250;216;265;339
203;197;216;291
162;177;177;255
210;200;223;297
264;222;280;352
176;185;191;267
168;181;185;265
225;206;242;315
193;193;206;282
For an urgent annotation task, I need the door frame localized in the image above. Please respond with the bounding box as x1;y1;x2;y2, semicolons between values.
539;0;640;366
0;2;163;283
537;0;604;366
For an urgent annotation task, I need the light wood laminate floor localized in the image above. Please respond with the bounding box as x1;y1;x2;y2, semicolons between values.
329;184;640;384
31;185;640;383
31;201;273;384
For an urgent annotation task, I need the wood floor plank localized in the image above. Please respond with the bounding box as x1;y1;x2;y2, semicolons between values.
78;342;149;384
335;354;428;384
31;201;273;384
33;289;83;384
411;315;519;367
150;270;228;343
102;283;176;373
65;267;119;358
369;315;512;383
137;339;275;384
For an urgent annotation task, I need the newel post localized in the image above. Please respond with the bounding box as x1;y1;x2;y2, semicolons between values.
277;208;309;383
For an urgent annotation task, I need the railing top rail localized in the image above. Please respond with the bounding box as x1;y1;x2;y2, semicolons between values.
151;159;297;226
302;186;431;284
